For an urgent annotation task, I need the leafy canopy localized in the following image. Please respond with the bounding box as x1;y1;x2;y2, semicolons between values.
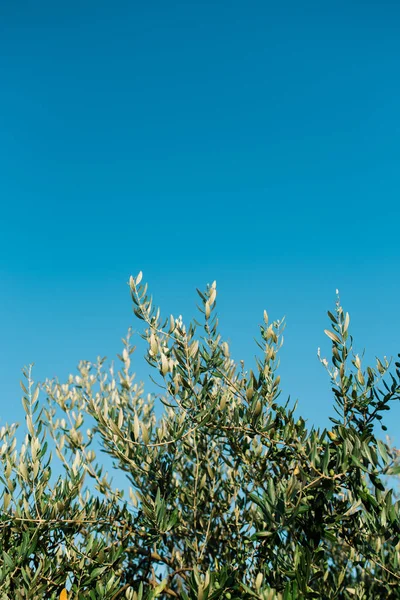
1;273;400;599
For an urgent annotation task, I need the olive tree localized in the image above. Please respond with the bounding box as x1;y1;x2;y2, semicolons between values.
1;273;400;599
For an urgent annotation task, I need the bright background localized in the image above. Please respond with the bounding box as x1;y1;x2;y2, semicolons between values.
1;1;399;443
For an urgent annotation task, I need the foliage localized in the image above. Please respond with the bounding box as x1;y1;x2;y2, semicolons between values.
1;274;400;599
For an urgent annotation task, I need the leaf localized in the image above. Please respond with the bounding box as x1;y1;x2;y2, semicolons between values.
322;445;330;474
267;478;276;505
377;439;390;465
3;551;14;569
246;386;254;401
32;386;40;403
388;465;400;475
161;353;169;376
324;330;341;344
350;455;367;472
141;422;149;444
239;583;259;598
252;530;274;538
133;412;140;440
153;579;168;596
150;333;158;355
376;358;386;374
209;287;217;306
327;430;339;444
327;311;338;324
255;572;263;591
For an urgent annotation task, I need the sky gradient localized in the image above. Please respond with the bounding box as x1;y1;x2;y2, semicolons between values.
1;0;400;441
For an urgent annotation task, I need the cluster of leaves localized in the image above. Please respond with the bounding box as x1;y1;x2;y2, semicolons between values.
1;273;400;599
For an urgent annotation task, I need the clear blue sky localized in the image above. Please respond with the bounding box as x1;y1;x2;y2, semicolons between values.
1;0;399;440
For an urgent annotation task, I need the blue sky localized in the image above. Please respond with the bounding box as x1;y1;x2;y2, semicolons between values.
1;0;400;442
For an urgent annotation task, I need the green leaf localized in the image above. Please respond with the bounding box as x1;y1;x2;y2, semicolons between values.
324;329;341;344
377;439;390;465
